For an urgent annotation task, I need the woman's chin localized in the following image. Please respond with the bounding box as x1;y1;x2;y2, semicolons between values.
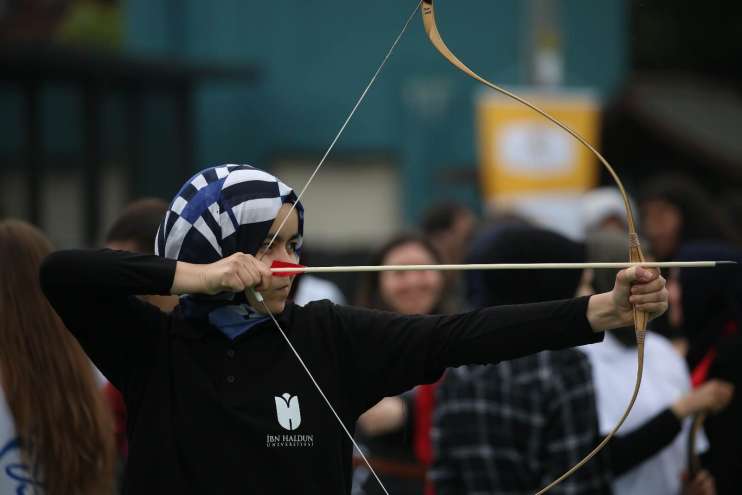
246;288;289;313
395;303;434;316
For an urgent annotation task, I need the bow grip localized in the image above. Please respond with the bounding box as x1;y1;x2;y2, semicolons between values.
629;232;649;341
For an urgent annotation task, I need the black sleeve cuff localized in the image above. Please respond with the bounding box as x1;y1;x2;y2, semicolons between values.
555;295;605;349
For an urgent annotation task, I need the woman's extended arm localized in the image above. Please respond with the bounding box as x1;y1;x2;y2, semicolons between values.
333;296;602;415
334;267;668;414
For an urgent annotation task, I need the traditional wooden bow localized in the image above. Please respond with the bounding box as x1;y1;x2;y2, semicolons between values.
257;2;651;493
422;1;648;492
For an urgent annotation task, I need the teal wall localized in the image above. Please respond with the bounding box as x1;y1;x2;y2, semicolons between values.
2;0;627;222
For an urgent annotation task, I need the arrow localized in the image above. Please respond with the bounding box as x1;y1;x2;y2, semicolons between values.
270;260;735;277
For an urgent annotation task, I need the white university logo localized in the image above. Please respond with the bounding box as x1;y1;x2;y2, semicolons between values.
274;393;301;431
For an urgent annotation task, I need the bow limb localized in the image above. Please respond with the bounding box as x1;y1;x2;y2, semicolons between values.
422;1;648;493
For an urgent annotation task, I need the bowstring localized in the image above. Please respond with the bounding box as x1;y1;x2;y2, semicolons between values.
259;300;390;495
255;3;424;494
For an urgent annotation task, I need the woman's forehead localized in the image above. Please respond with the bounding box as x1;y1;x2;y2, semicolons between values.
384;242;434;262
269;204;300;236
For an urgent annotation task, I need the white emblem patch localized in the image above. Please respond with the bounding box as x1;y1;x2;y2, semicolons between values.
274;393;301;431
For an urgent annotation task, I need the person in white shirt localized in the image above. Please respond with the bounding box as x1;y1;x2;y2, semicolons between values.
583;231;733;495
582;331;730;495
293;274;346;306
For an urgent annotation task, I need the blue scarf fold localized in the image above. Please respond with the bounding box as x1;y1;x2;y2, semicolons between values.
179;295;270;340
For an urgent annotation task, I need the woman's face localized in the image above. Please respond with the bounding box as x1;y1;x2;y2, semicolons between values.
642;199;682;259
379;242;444;315
246;203;301;314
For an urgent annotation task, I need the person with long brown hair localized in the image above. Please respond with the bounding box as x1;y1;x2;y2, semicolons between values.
0;220;115;494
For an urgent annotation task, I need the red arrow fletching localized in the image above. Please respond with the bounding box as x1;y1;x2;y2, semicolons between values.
271;260;306;276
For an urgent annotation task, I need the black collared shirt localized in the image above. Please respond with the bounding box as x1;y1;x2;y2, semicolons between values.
40;249;602;494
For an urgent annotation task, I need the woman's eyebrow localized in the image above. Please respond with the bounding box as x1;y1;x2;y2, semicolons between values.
264;232;302;243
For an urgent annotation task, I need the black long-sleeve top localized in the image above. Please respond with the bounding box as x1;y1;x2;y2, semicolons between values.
40;249;603;494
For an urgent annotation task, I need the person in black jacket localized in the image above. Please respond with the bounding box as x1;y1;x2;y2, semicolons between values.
39;164;669;494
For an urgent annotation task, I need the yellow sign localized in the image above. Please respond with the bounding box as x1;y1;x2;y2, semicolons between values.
477;90;600;202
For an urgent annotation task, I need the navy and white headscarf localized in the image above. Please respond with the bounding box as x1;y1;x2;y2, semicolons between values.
155;164;304;339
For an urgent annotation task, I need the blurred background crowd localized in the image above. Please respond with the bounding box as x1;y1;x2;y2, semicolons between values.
1;0;741;494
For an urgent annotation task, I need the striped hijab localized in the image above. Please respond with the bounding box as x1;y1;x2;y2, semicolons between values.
156;164;303;263
155;164;303;338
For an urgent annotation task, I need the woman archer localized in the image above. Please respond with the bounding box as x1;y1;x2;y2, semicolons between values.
40;164;669;494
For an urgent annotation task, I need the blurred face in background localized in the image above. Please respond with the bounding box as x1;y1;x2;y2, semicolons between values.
433;210;476;265
642;199;682;260
379;241;444;315
597;215;626;233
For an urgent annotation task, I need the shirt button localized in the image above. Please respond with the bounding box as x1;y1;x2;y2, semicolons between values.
226;349;235;358
226;375;236;384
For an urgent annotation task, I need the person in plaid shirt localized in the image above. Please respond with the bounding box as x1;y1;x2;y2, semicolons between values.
431;225;612;494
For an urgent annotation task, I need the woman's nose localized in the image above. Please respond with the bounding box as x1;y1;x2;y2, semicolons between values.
273;244;297;263
403;271;427;285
